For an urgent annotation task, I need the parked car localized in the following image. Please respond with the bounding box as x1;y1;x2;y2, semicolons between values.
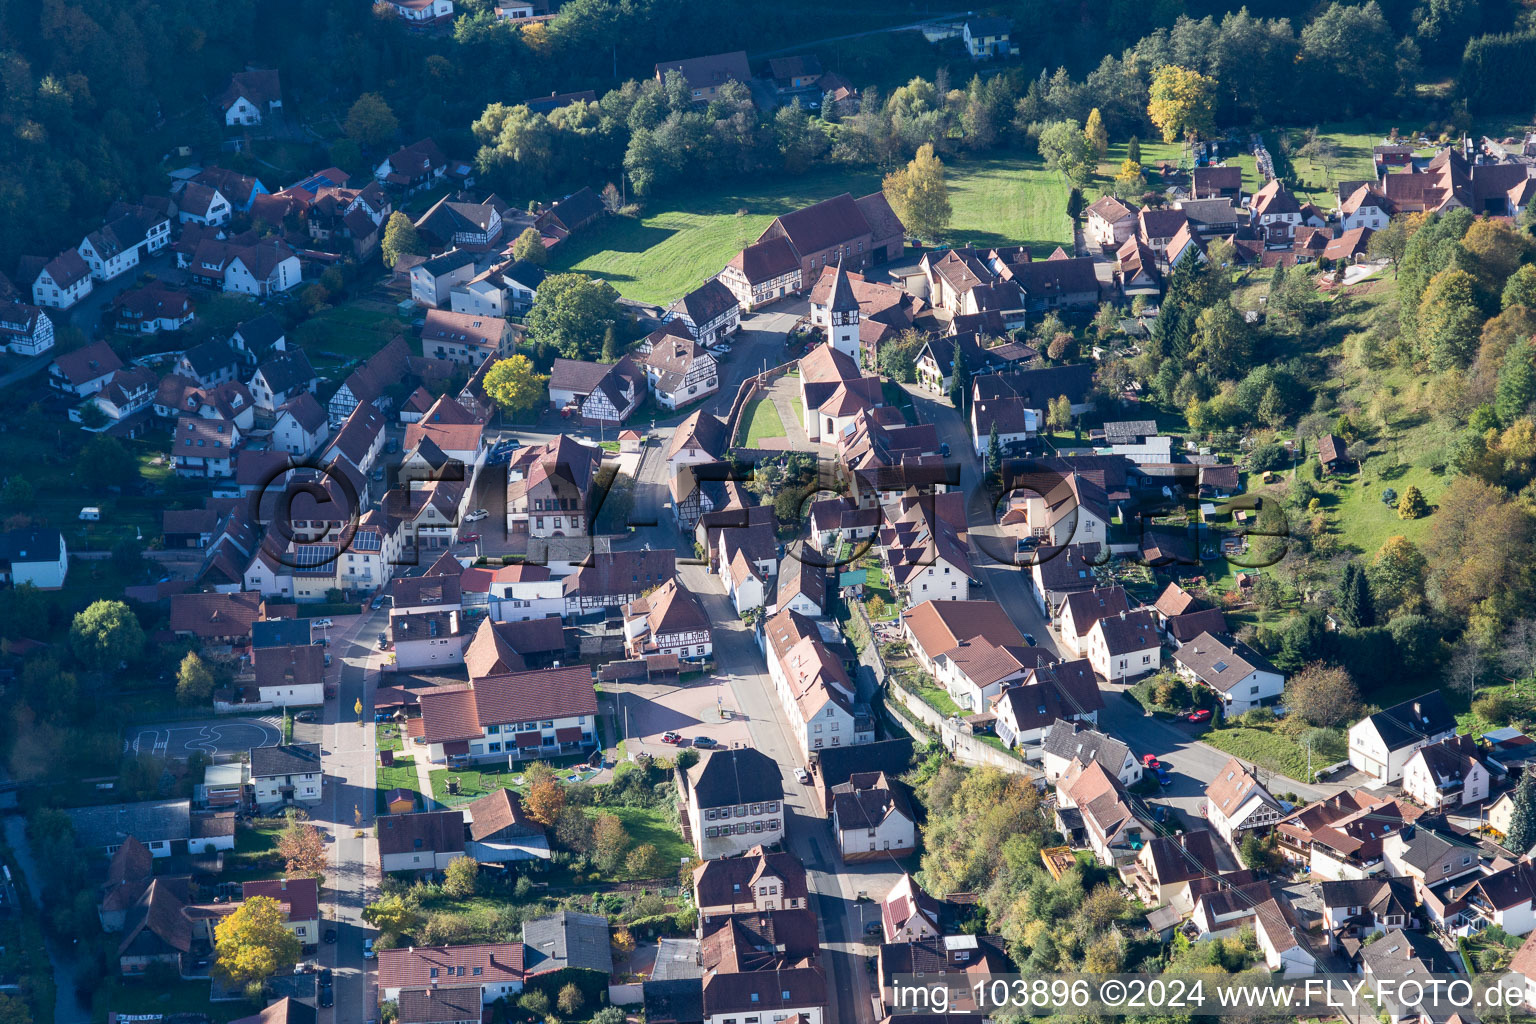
692;736;718;749
319;968;333;987
459;533;480;543
661;731;682;745
864;920;882;936
1022;633;1037;647
1187;709;1213;723
464;508;489;523
1156;768;1172;786
311;618;333;628
1141;754;1161;769
296;711;317;723
363;938;375;960
371;595;389;610
323;928;337;944
795;768;811;784
319;987;333;1009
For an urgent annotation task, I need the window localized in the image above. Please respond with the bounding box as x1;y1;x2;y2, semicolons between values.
1249;685;1260;695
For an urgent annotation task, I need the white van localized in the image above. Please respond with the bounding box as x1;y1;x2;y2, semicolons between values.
78;507;101;521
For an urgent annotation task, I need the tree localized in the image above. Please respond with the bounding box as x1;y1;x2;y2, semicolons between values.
176;652;215;706
510;226;548;266
1496;341;1536;425
1285;663;1362;728
625;842;668;878
483;356;549;419
1047;394;1073;433
524;775;566;825
1340;562;1375;628
1504;265;1536;310
215;896;302;985
948;340;969;411
1113;159;1145;198
344;92;398;148
882;143;951;242
362;894;422;936
1084;107;1108;160
1036;119;1094;186
518;992;550;1018
600;325;617;362
1461;217;1532;301
1417;267;1483;370
76;434;138;489
524;273;627;360
277;814;327;877
1397;484;1428;519
1367;217;1410;277
1127;135;1142;164
987;423;1003;474
69;600;144;670
878;328;925;383
1147;65;1218;143
557;983;585;1017
592;811;630;871
380;212;425;269
1066;186;1085;223
1508;771;1536;851
0;995;31;1024
443;855;478;898
592;1007;626;1024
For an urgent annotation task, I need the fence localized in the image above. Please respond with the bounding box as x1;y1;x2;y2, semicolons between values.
725;358;800;448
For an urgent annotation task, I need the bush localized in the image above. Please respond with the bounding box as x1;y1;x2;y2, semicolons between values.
1249;442;1288;473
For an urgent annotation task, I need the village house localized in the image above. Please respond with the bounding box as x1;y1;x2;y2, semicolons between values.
377;810;466;873
546;356;642;425
0;299;55;356
451;258;545;317
1192;165;1243;200
662;278;740;346
561;549;675;616
830;772;915;862
623;578;712;660
1204;757;1282;848
219;69;282;126
962;15;1014;57
638;322;719;409
375;943;527;1006
1348;691;1457;783
1318;877;1417;949
693;846;809;925
116;284;194;334
719;236;802;309
173;416;241;478
1400;734;1487;812
1040;719;1141;787
421;309;510;366
1171;631;1285;715
1085;195;1138;250
1250;180;1304;246
249;350;319;412
1056;585;1131;655
242;877;320;947
415;665;597;764
1055;760;1148;868
175;182;231;227
411;249;479;306
78;202;171;281
250;743;322;810
415;193;504;251
49;340;122;396
652;50;750;102
69;800;197;859
762;608;871;761
749;191;905;282
1126;830;1224;914
505;434;600;539
376;138;449;192
1275;789;1415;878
683;747;785;860
1083;609;1160;682
991;659;1104;753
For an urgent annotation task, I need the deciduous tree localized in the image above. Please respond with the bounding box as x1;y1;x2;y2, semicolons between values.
592;811;630;871
625;842;668;879
1285;663;1362;729
176;651;215;706
511;226;548;266
277;813;327;877
1509;771;1536;852
1084;107;1108;159
215;896;302;984
483;355;548;419
362;893;422;936
524;273;627;360
69;600;144;670
344;92;398;148
1147;65;1217;143
882;143;952;242
1418;267;1483;370
443;855;478;898
381;212;425;269
524;775;567;825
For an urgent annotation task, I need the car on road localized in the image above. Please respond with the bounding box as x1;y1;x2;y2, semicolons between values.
1187;709;1213;723
311;619;333;628
709;344;730;356
864;920;882;936
660;731;682;745
371;595;389;609
323;928;337;944
1022;633;1037;646
691;736;718;749
1152;804;1170;823
1156;768;1172;786
319;969;333;987
459;533;480;543
1141;754;1161;769
296;711;317;723
363;938;375;959
463;508;489;523
795;768;810;784
319;987;333;1008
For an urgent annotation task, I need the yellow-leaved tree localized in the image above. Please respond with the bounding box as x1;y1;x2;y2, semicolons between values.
1146;65;1218;144
882;143;952;243
214;896;301;985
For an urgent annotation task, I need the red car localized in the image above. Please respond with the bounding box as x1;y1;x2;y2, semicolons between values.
459;533;480;543
1141;753;1162;769
1188;709;1213;723
660;731;682;745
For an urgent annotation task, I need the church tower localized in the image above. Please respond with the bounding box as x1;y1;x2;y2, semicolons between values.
826;257;861;367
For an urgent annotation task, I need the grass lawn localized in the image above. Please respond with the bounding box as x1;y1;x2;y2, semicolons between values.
741;395;786;446
594;804;691;871
1202;720;1346;786
789;396;804;426
429;755;594;807
292;300;405;368
1320;463;1444;558
376;755;423;813
377;721;403;754
555;153;1075;305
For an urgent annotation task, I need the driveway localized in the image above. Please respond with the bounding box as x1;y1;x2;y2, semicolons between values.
619;678;753;758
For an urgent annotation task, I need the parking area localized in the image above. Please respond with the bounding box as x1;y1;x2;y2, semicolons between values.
127;718;283;759
621;678;754;759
